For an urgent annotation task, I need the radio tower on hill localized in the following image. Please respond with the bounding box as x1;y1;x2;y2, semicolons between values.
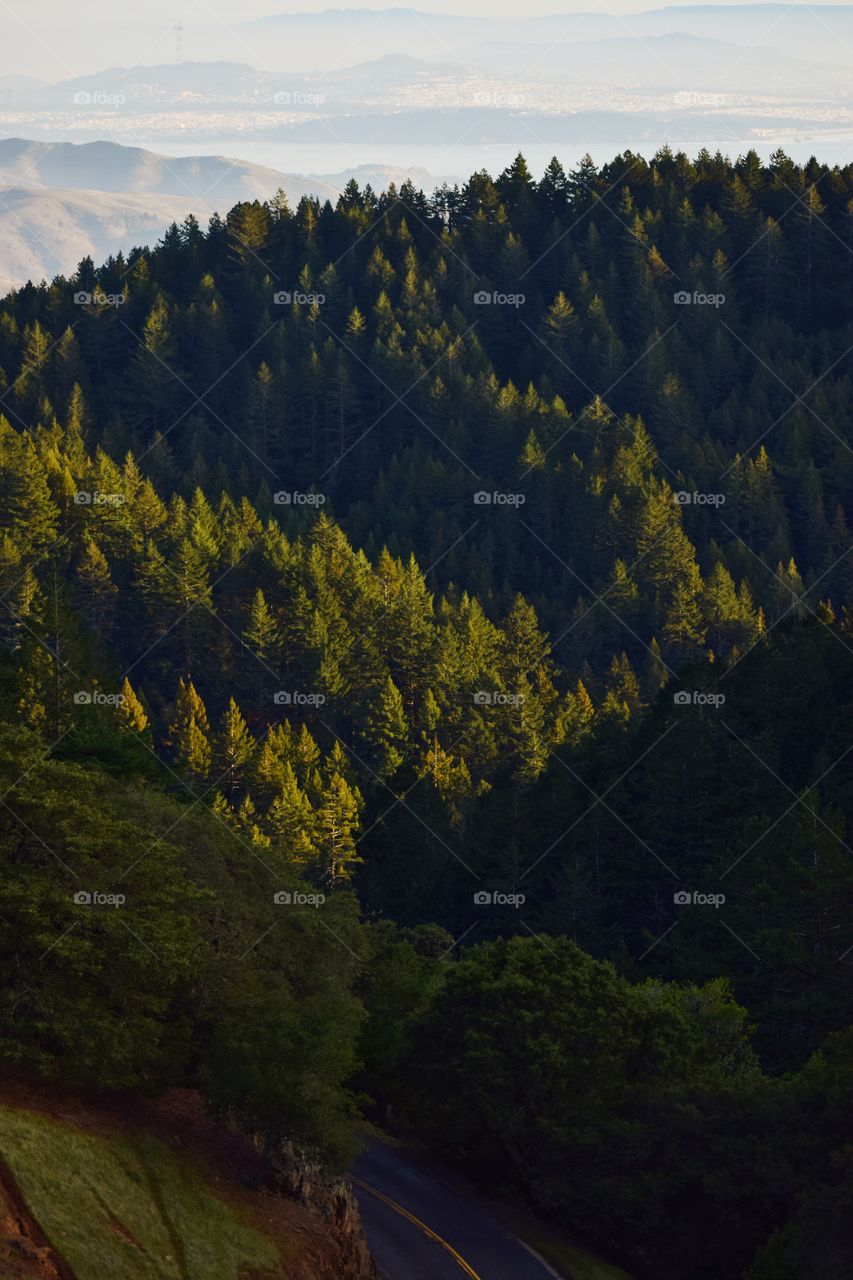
174;20;184;62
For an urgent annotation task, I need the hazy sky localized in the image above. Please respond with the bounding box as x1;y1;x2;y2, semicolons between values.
3;0;853;80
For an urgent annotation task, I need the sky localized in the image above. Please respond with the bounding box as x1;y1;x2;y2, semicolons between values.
2;0;853;81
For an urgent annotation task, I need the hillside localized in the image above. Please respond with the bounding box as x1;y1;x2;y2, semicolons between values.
0;185;202;295
0;1080;375;1280
0;138;342;292
0;139;338;204
2;146;853;1278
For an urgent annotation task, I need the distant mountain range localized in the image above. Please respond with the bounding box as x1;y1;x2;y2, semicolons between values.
2;4;852;92
0;138;339;203
237;4;853;67
0;184;199;296
0;139;451;295
0;138;332;294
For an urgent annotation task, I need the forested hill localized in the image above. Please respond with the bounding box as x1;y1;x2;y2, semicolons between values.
2;148;853;1279
3;145;852;652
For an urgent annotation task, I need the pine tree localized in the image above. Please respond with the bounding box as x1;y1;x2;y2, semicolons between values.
421;735;473;822
663;562;706;658
555;679;595;749
116;677;149;735
293;723;322;797
267;762;317;865
167;677;211;782
364;675;409;779
216;697;256;796
74;537;117;635
345;306;367;339
126;293;182;433
244;587;280;696
316;772;363;885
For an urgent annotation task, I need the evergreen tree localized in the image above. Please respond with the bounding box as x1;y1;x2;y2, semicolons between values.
364;675;408;779
215;697;256;796
167;677;212;782
316;771;363;885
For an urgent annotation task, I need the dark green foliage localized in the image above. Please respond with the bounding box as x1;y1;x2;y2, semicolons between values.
2;147;853;1275
0;722;363;1166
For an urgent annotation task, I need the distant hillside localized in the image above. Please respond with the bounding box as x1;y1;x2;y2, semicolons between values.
0;184;199;294
0;138;339;204
0;138;345;293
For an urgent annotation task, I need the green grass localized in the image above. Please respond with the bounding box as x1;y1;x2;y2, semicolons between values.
0;1104;279;1280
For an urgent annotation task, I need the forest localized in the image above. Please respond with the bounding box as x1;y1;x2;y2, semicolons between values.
1;146;853;1278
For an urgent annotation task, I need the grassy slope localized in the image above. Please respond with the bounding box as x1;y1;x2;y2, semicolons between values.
0;1102;281;1280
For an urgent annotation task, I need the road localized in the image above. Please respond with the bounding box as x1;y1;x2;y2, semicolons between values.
350;1139;563;1280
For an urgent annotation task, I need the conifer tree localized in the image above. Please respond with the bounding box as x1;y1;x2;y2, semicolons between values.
216;697;256;796
116;677;149;735
168;677;211;782
268;762;317;865
365;675;408;779
316;771;363;885
75;537;117;635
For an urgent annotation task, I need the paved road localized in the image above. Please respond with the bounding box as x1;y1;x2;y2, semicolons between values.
351;1139;563;1280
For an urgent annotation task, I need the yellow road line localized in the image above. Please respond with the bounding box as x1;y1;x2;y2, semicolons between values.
351;1175;483;1280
